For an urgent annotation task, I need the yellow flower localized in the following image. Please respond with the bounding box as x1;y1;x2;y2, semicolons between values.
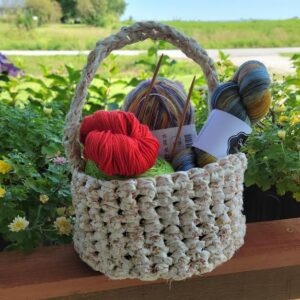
66;205;75;216
291;114;300;125
0;160;12;174
8;216;29;232
43;107;53;115
273;106;285;113
278;116;289;124
294;191;300;201
56;207;66;216
0;187;6;198
277;130;286;140
39;194;49;204
54;216;72;236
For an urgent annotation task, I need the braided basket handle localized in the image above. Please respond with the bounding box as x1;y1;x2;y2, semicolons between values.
64;21;219;170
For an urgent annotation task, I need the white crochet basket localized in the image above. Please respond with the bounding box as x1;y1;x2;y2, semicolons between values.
64;21;247;281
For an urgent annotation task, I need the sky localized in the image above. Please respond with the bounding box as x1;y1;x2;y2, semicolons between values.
122;0;300;21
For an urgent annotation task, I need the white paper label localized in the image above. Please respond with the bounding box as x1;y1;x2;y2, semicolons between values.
193;109;252;158
152;124;197;160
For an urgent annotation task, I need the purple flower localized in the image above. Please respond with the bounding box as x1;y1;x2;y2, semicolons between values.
0;52;23;77
53;157;66;165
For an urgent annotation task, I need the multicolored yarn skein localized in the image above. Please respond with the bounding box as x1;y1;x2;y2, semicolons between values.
123;77;196;169
173;60;271;170
123;78;195;130
79;110;159;177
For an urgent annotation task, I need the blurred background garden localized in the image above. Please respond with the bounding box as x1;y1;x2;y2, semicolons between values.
0;0;299;251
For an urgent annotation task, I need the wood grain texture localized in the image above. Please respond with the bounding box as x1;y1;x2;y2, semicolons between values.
52;266;300;300
0;218;299;300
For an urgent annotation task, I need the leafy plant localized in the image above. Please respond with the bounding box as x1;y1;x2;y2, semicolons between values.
0;56;130;251
243;54;300;201
15;10;36;31
0;103;72;251
134;41;177;78
76;0;126;27
25;0;62;25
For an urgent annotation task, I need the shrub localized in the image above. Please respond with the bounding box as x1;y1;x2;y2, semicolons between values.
15;9;36;31
0;102;72;251
0;60;128;250
77;0;126;26
25;0;62;25
56;0;77;20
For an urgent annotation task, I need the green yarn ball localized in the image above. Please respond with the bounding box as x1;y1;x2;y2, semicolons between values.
85;157;174;180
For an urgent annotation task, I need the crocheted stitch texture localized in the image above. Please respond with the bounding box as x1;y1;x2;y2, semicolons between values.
72;153;247;281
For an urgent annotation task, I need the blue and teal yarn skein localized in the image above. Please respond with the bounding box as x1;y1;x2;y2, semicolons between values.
123;77;196;168
174;60;271;170
231;60;271;122
195;60;271;167
210;82;251;125
171;148;196;171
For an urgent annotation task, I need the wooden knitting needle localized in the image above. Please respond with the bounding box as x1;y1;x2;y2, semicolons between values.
170;76;196;160
144;54;164;102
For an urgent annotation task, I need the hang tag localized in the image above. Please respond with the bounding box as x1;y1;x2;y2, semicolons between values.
193;109;252;158
152;124;197;160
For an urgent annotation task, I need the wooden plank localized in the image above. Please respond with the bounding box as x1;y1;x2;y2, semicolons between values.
206;217;300;276
2;266;300;300
0;218;299;300
52;266;300;300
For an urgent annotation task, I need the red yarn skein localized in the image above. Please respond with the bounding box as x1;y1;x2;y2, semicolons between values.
79;111;159;177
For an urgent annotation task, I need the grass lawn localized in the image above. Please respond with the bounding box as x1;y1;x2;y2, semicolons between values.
8;54;200;78
1;19;300;50
9;52;291;86
8;54;198;94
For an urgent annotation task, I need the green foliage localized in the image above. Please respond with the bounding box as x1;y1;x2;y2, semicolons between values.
1;19;300;50
56;0;77;20
15;9;36;31
25;0;62;25
107;0;126;16
0;57;131;251
0;103;72;251
77;0;126;26
134;41;177;77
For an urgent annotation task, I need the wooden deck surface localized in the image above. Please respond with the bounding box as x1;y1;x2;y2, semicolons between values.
0;218;299;300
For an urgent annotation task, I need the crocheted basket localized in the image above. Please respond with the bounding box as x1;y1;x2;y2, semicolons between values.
64;21;247;281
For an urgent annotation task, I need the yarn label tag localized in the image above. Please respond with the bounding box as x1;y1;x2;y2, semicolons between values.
193;109;252;158
152;124;197;160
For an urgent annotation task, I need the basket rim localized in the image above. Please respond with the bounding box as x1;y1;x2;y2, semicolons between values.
71;153;247;186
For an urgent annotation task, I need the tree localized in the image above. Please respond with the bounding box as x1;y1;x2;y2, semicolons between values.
56;0;77;20
107;0;126;16
77;0;126;26
25;0;62;24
